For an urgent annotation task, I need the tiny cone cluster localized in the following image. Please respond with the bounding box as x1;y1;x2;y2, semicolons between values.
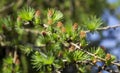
80;31;86;38
73;23;78;30
57;21;63;28
35;10;41;17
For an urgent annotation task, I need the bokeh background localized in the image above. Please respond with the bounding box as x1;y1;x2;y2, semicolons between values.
0;0;120;73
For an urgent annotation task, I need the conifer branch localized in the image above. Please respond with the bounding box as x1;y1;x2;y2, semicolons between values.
96;25;120;30
70;43;105;61
85;24;120;33
22;24;120;34
70;42;120;66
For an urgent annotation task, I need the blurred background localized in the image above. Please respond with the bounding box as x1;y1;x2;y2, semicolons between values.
0;0;120;73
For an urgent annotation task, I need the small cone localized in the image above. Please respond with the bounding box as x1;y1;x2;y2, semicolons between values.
73;23;78;30
47;19;53;25
105;53;111;60
61;27;66;33
69;45;75;52
57;21;63;28
35;10;41;17
80;31;86;38
48;9;53;17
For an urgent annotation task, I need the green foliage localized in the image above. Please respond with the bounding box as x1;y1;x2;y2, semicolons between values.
52;10;63;22
2;55;21;73
93;47;105;58
0;16;13;31
18;7;35;21
0;0;118;72
34;10;41;25
2;56;13;73
20;45;33;55
84;16;102;31
105;54;116;66
32;52;54;71
47;9;63;24
64;50;89;62
0;6;118;73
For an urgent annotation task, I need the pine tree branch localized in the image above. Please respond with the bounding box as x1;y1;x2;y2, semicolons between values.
86;24;120;33
70;43;105;61
22;24;120;34
96;25;120;30
70;42;120;66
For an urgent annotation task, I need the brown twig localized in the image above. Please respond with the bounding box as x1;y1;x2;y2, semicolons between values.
22;24;120;35
70;43;105;61
70;42;120;66
96;25;120;30
85;24;120;33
